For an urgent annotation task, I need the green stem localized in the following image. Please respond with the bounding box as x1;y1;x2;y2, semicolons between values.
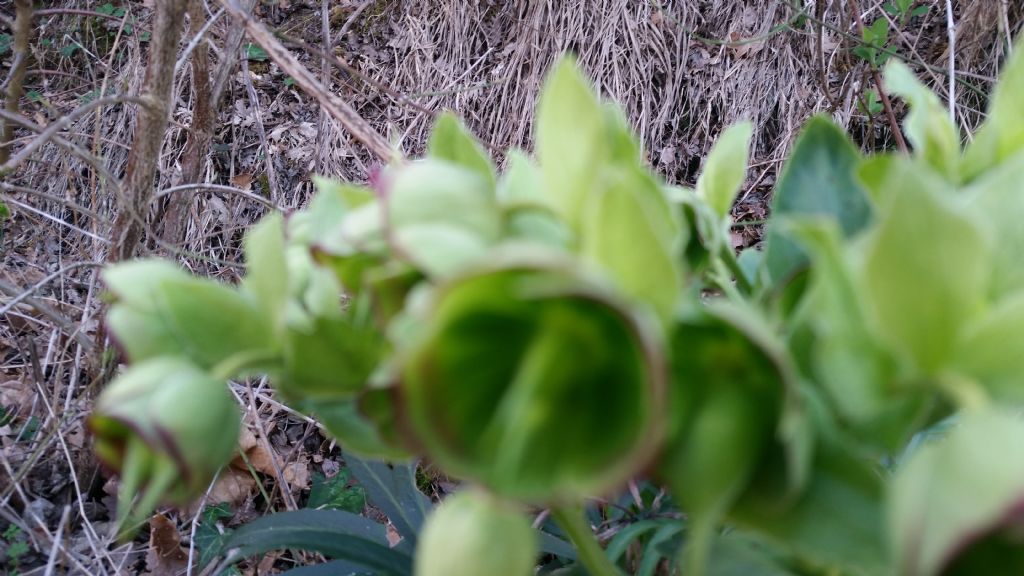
935;372;990;412
550;504;622;576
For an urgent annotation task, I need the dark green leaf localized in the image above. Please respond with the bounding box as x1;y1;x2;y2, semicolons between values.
763;116;870;287
195;503;233;568
281;560;373;576
219;509;412;576
307;470;367;514
427;112;496;190
344;453;431;547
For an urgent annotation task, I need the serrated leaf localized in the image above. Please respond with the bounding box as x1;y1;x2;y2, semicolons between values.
536;57;607;231
697;121;754;218
219;509;412;576
884;60;960;181
763;116;871;286
860;163;990;373
427;112;496;190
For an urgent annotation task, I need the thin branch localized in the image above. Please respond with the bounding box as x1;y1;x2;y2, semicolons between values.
847;0;907;153
153;182;284;211
944;0;957;123
1;0;33;165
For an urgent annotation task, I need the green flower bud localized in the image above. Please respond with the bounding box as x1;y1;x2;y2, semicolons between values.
398;252;664;502
415;489;537;576
89;357;240;536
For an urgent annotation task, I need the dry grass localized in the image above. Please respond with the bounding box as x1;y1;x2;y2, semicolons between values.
1;0;1021;573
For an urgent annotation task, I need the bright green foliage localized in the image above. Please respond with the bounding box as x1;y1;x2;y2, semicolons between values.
962;39;1024;180
697;121;754;218
92;46;1024;576
415;489;537;576
891;410;1024;576
859;163;990;373
884;61;960;181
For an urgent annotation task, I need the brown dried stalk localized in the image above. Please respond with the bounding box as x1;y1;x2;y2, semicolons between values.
107;0;189;262
0;0;33;165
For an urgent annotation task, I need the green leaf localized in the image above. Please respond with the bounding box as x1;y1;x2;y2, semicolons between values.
219;509;412;576
884;60;960;181
963;36;1024;180
536;57;607;232
890;410;1024;576
581;165;682;320
964;152;1024;300
498;149;547;205
307;470;367;514
387;160;502;278
697;121;754;218
245;43;269;61
195;503;234;568
152;278;277;373
344;453;431;546
278;314;385;402
860;162;990;373
954;291;1024;402
312;398;411;461
787;219;927;452
763;116;871;287
243;213;289;328
731;446;887;575
427;112;496;190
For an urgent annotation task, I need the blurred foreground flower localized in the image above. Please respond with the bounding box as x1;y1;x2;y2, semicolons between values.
89;357;240;537
398;254;665;502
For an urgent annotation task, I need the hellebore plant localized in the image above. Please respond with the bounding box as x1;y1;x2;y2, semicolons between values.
91;35;1024;576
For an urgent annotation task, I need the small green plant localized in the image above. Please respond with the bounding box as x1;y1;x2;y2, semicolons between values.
90;32;1024;576
3;525;29;574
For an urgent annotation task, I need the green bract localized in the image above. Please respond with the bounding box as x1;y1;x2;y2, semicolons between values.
90;357;240;535
398;253;664;502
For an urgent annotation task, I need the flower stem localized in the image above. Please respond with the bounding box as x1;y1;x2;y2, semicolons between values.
550;504;622;576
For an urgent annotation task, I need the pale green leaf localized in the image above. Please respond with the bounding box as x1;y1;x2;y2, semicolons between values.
954;291;1024;402
428;112;496;190
581;166;681;320
963;151;1024;300
884;60;960;181
962;38;1024;181
536;57;607;232
243;214;289;327
860;163;990;373
697;121;754;218
890;410;1024;576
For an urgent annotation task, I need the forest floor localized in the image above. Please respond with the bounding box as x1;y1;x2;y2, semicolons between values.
0;0;1021;574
